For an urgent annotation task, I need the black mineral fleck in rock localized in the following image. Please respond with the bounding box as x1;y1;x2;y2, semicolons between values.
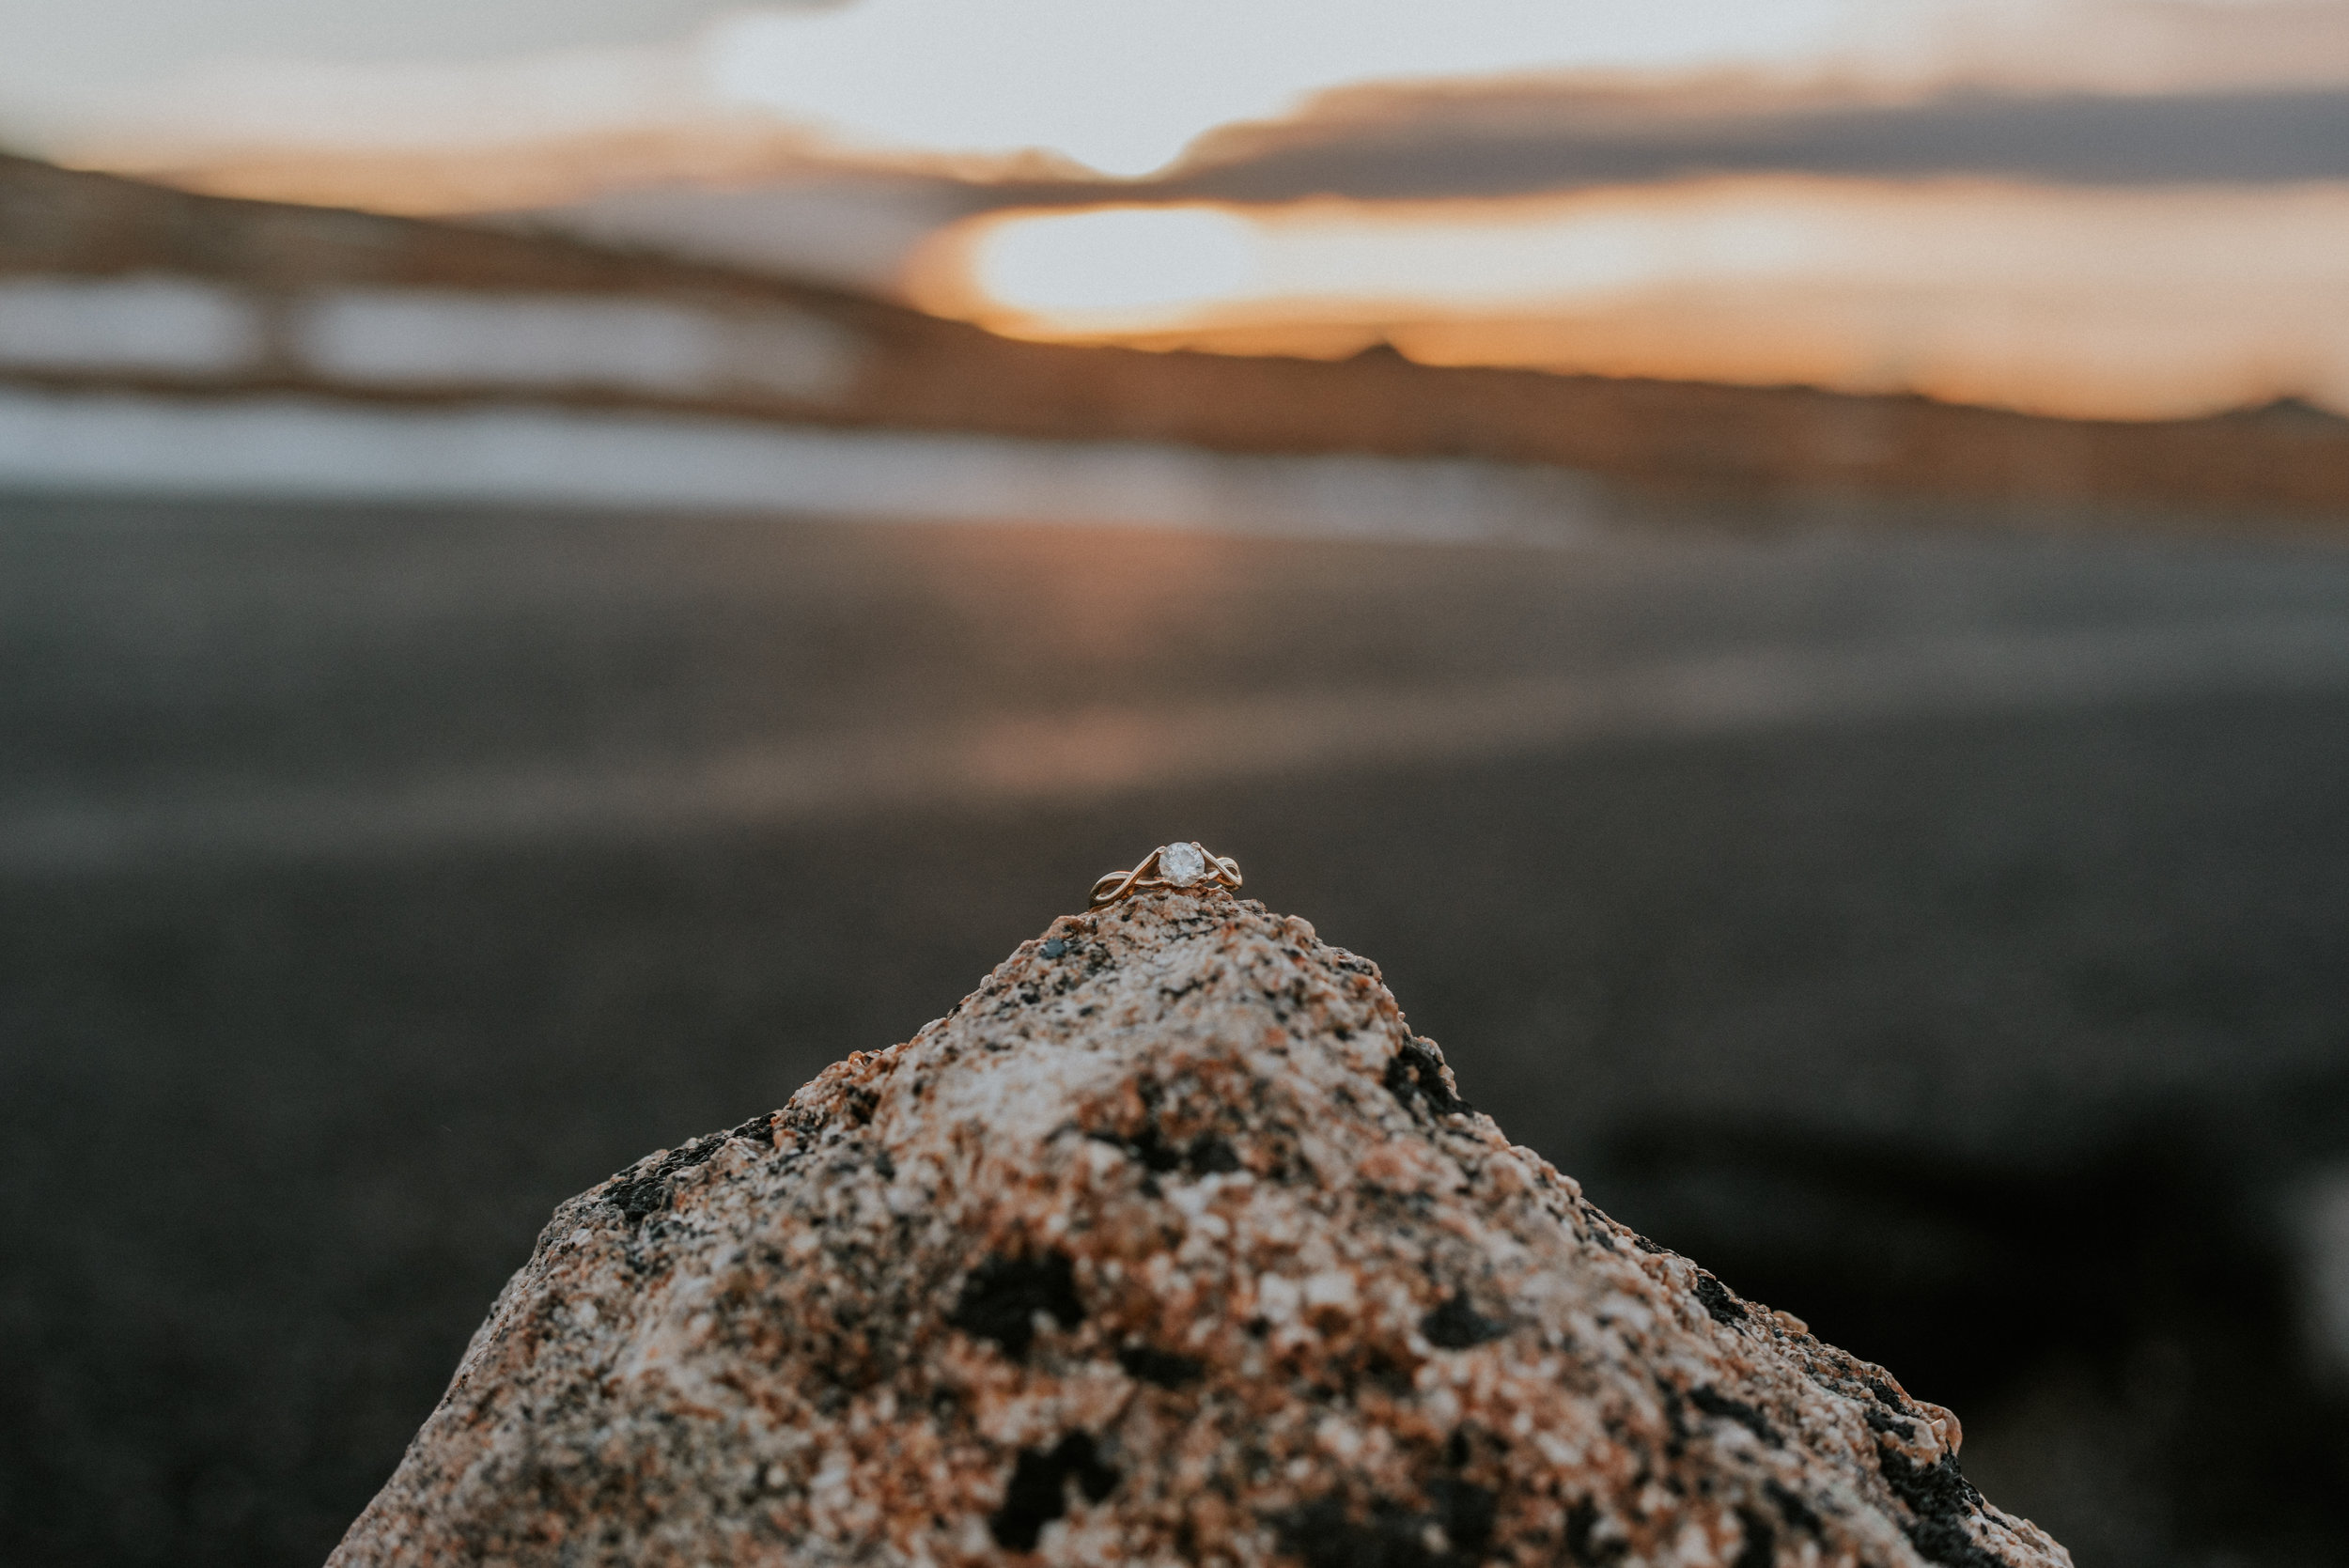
948;1250;1083;1359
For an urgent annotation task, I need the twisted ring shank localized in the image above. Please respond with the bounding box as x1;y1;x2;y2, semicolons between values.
1089;844;1242;908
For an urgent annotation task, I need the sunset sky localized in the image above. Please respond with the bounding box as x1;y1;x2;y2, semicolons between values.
8;0;2349;419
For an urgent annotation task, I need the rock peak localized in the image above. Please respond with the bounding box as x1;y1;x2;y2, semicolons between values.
332;892;2070;1568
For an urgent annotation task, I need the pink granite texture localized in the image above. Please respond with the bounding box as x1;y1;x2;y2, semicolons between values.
332;890;2070;1568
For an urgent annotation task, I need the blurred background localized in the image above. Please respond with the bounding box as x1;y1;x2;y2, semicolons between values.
5;2;2349;1565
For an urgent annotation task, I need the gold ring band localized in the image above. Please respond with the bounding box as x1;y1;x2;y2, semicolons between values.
1090;842;1243;908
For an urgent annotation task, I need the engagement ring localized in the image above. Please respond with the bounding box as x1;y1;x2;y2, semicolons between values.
1090;842;1243;908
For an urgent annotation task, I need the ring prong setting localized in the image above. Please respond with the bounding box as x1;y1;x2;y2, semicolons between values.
1159;841;1207;887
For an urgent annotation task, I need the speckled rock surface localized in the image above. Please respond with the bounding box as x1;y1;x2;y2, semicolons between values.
332;892;2070;1568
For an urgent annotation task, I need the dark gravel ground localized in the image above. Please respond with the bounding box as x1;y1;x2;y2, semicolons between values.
3;491;2348;1567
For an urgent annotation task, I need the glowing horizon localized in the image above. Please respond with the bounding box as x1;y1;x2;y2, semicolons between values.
910;178;2349;421
16;0;2349;424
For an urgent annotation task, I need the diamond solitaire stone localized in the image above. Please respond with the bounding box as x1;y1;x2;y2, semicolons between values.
1158;842;1208;887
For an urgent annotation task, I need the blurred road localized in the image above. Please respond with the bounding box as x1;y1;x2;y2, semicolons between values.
5;489;2349;1566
